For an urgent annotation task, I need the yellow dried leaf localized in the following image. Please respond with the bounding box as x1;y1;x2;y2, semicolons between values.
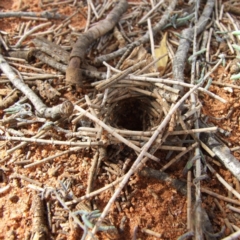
154;32;168;75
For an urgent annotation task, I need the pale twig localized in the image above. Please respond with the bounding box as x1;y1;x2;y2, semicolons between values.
187;171;192;230
10;173;42;186
212;81;240;90
87;0;99;19
138;53;167;75
169;127;218;135
95;60;146;90
138;0;165;24
125;75;227;103
24;147;82;169
86;150;99;194
226;205;240;214
65;176;124;206
142;228;162;238
147;18;156;67
85;0;92;32
160;142;199;171
206;28;213;62
91;81;203;236
222;229;240;240
0;185;10;194
0;135;101;147
15;22;51;48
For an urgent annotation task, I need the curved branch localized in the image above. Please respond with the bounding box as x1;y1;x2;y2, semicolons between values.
66;0;128;86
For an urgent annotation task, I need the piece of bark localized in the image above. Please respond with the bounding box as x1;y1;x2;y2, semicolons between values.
36;80;61;102
66;0;128;86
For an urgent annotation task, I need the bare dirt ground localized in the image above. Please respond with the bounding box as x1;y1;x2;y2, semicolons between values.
1;0;240;239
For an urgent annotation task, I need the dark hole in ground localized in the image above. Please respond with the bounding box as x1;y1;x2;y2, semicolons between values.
110;98;151;131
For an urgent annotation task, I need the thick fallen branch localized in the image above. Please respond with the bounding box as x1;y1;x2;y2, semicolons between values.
66;0;128;86
0;54;73;119
0;11;66;19
172;0;215;93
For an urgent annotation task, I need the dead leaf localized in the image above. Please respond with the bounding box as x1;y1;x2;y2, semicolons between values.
154;32;168;75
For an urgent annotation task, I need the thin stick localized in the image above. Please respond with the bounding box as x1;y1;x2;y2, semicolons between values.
15;22;51;48
147;18;156;68
10;173;42;186
160;142;198;171
24;147;82;169
65;176;124;206
138;53;167;75
0;135;101;147
168;127;218;135
141;228;162;238
125;75;227;103
207;164;240;200
95;60;146;90
138;0;165;24
86;150;99;194
88;0;99;19
187;171;192;230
